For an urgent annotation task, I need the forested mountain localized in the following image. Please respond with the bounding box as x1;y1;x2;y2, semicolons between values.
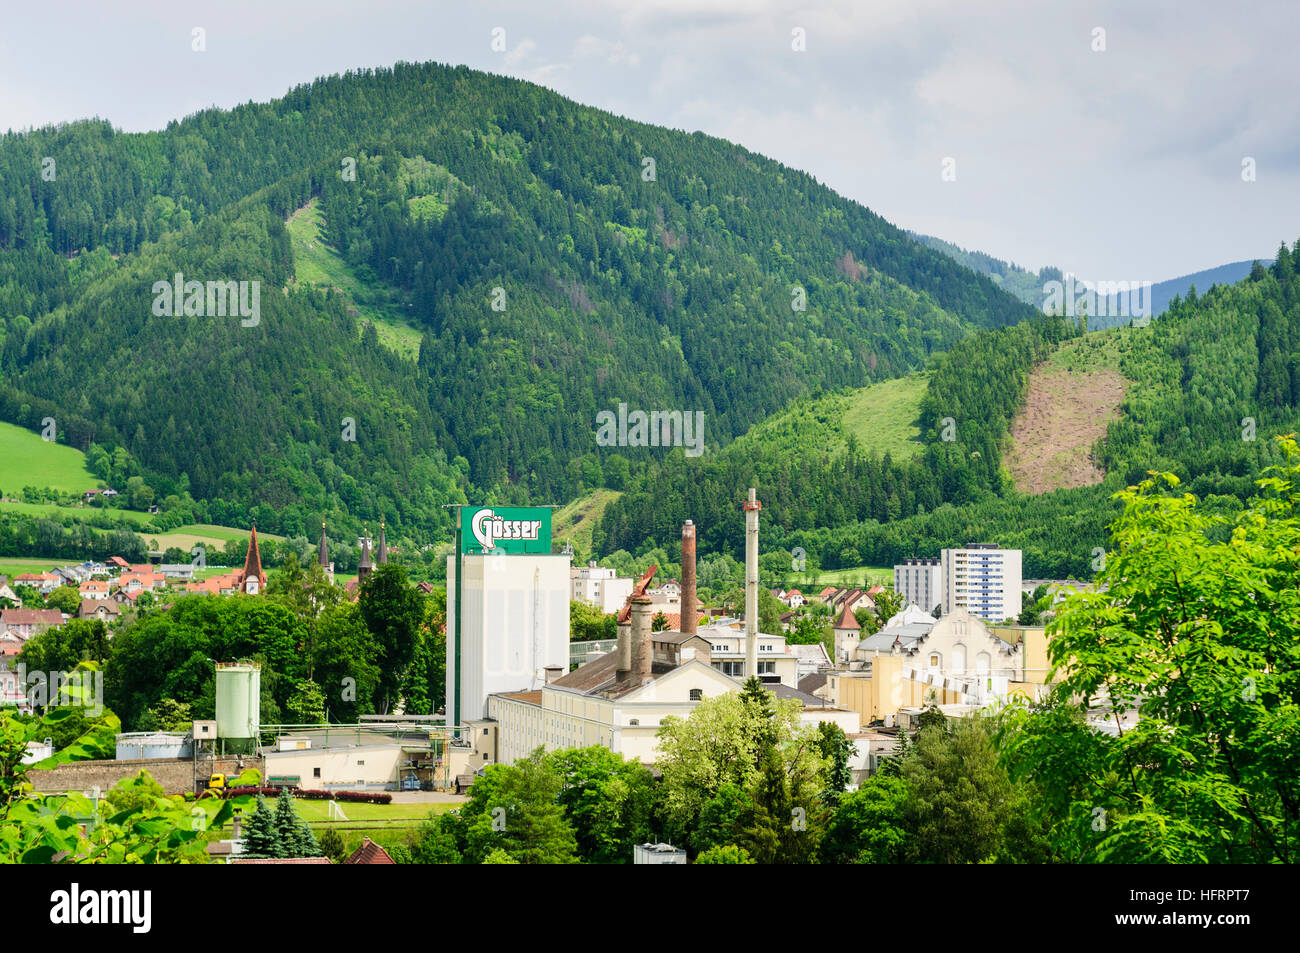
593;247;1300;579
911;230;1273;328
0;62;1037;542
1087;257;1272;328
908;231;1062;309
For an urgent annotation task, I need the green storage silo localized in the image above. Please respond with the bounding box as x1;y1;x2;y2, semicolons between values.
215;662;261;740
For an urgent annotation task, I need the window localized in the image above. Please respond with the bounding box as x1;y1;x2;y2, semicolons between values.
313;767;321;778
929;653;940;668
758;661;775;675
357;759;365;766
689;689;703;701
629;719;640;726
482;727;489;735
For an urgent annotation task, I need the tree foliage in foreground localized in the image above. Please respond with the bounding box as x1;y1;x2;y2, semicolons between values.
998;436;1300;863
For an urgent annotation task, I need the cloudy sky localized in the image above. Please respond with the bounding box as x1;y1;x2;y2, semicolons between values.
2;0;1293;280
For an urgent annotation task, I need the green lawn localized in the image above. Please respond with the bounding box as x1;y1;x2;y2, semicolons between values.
0;556;66;577
146;524;286;554
0;498;155;525
786;565;894;589
295;800;459;824
0;421;99;494
286;199;424;360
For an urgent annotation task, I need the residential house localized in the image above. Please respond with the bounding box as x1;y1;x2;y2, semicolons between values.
116;570;167;594
78;599;121;623
79;580;111;598
0;609;65;640
14;572;61;596
345;838;396;864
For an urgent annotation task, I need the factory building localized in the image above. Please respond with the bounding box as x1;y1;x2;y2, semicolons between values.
445;506;571;724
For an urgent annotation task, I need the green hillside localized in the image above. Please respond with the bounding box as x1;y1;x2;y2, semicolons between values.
729;373;928;462
285;199;422;359
0;421;98;494
0;61;1036;547
552;489;622;557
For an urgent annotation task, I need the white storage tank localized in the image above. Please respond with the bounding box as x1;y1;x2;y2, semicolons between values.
215;662;261;740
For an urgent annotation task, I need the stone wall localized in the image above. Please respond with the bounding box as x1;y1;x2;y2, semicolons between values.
29;756;265;795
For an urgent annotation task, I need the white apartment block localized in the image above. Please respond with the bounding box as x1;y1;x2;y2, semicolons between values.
941;545;1022;623
570;562;635;614
894;558;941;612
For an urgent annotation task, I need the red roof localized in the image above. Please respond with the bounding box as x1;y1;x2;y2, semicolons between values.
0;609;64;626
833;604;861;631
109;557;130;569
344;837;395;864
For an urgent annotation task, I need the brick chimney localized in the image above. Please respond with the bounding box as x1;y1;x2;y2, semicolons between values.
681;521;697;635
631;595;654;684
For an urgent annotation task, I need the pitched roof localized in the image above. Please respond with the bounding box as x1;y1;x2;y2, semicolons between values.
833;603;861;631
377;523;388;565
0;609;64;626
318;522;330;567
771;684;827;706
78;598;120;616
798;672;829;695
345;837;396;864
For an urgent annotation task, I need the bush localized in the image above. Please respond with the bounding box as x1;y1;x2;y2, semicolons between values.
695;844;755;864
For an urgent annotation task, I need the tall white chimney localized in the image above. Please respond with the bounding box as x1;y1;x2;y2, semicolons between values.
744;488;762;681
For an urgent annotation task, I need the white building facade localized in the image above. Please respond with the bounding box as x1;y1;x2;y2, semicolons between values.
570;562;634;613
894;558;942;613
940;545;1022;623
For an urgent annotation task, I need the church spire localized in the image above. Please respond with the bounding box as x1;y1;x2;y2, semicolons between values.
378;520;388;565
318;521;329;568
358;525;374;584
241;525;264;594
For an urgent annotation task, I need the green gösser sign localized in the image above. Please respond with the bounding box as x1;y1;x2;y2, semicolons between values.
457;506;552;554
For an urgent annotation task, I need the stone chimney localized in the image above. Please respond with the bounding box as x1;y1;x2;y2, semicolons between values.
617;618;632;675
681;521;698;635
631;595;654;684
544;665;564;684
